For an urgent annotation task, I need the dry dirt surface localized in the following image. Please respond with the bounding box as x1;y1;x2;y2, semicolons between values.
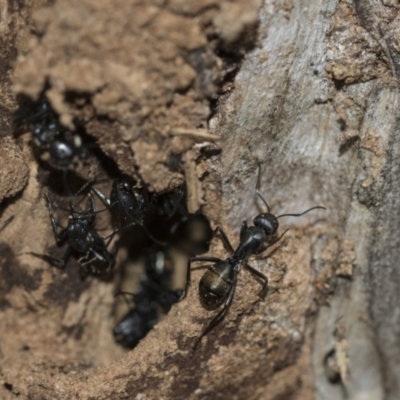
13;0;260;193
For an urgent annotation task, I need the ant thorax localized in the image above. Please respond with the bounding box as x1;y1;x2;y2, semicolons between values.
235;226;265;261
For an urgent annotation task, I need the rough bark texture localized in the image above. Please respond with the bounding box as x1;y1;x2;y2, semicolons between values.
1;0;400;399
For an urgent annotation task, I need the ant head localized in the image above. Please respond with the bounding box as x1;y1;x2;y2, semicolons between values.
27;96;60;145
68;195;95;224
31;122;58;145
253;213;279;235
113;179;131;193
71;210;94;225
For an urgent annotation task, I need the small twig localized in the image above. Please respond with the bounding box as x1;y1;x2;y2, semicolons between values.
171;128;220;142
183;150;202;213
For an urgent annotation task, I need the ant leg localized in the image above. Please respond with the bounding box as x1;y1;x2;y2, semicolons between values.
142;227;167;247
239;221;248;242
193;269;239;350
79;248;115;272
45;196;64;242
59;247;72;268
212;226;234;253
0;216;14;232
161;194;173;217
167;190;186;218
182;256;223;300
105;235;122;272
62;170;90;198
268;228;289;247
105;249;117;272
244;263;268;296
49;213;68;244
78;255;94;268
108;217;167;247
74;176;94;197
253;228;290;255
87;193;96;214
91;187;111;207
30;246;71;269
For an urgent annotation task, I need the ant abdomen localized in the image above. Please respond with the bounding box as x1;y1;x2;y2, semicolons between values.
199;261;234;310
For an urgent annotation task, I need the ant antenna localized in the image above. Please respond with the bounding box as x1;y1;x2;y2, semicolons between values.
74;175;95;197
277;206;326;219
105;221;167;247
69;198;76;214
58;205;112;215
256;164;270;213
63;167;95;198
52;199;116;215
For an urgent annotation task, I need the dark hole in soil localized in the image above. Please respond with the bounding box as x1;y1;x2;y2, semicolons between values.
4;382;13;391
13;91;213;351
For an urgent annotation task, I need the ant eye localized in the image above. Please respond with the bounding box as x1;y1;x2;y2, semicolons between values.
253;213;279;235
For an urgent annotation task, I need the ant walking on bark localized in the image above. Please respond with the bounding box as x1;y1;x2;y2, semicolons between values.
184;165;326;350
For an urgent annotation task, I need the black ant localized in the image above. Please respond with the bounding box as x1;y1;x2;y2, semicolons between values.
15;94;60;147
113;288;159;349
30;193;117;275
150;187;213;253
15;95;87;168
184;165;326;349
144;248;183;312
91;179;165;246
45;134;90;171
15;95;92;194
113;247;181;348
155;188;187;219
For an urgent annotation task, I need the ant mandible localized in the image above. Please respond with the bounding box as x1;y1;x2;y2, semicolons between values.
184;164;326;350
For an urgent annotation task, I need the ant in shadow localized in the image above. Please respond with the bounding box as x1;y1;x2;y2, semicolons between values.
91;179;167;246
29;192;118;276
184;165;326;350
113;247;182;348
15;94;93;195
